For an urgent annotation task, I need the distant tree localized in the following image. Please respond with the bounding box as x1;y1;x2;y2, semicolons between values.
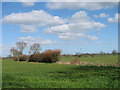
16;42;27;55
76;52;81;55
100;51;104;56
112;50;117;55
7;55;12;59
30;43;42;54
76;52;81;57
10;47;21;57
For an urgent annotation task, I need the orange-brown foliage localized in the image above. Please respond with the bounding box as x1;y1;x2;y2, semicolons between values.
19;54;29;61
29;49;61;63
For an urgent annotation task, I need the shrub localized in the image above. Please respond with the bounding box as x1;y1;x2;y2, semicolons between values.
19;54;29;61
29;53;42;62
29;49;61;63
12;56;19;61
42;50;61;63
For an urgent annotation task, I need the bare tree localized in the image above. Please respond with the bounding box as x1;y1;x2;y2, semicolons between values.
30;43;41;54
16;42;27;55
100;51;104;56
10;47;21;57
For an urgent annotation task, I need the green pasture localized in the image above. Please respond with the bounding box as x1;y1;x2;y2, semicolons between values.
60;55;118;65
2;55;119;88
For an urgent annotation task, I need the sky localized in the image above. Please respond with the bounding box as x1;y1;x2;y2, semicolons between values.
1;1;119;57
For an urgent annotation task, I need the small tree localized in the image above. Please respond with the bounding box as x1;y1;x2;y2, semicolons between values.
76;52;81;55
30;43;41;54
7;55;12;59
10;47;21;57
100;51;104;56
76;52;81;57
112;50;117;55
16;42;27;55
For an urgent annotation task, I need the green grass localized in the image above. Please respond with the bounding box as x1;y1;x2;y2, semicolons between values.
60;55;118;65
2;58;119;88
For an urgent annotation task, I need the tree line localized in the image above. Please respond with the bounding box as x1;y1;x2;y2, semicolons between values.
10;42;41;57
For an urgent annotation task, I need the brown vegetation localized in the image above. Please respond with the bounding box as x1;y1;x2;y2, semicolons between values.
19;54;29;61
29;49;61;63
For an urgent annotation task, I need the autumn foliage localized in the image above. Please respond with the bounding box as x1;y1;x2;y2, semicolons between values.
29;49;61;63
19;54;29;61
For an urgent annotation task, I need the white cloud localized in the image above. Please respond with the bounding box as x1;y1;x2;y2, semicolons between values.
86;36;98;40
18;0;36;6
3;10;66;33
46;2;116;10
22;2;35;6
97;41;102;44
58;32;84;40
44;11;106;40
108;13;120;22
93;22;106;30
18;36;56;45
20;25;38;33
44;24;70;34
71;11;90;22
94;13;109;18
3;10;66;26
100;13;109;18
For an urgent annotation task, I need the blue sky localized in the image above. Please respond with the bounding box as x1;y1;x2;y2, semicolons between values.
1;2;118;56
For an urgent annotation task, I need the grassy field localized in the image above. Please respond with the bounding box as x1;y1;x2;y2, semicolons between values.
60;55;118;65
2;55;119;88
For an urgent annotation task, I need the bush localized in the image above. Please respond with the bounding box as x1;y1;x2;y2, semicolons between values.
29;49;61;63
12;56;19;61
19;54;29;61
29;53;42;62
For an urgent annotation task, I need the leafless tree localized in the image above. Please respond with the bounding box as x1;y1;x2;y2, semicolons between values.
100;51;104;56
30;43;41;54
16;42;27;55
10;47;21;57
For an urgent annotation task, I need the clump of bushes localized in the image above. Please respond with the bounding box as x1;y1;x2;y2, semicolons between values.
19;54;29;61
29;53;42;62
12;56;19;61
29;49;61;63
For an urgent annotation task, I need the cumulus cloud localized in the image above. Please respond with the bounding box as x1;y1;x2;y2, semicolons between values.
93;22;106;30
44;11;106;40
2;10;66;33
58;32;84;40
46;2;116;10
3;10;66;26
20;25;38;33
3;10;106;35
108;13;120;22
94;13;109;18
22;2;35;6
18;36;56;45
18;0;36;6
2;9;106;41
86;36;98;40
44;24;69;34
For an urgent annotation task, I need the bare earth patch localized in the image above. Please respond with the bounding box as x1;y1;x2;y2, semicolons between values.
56;61;107;66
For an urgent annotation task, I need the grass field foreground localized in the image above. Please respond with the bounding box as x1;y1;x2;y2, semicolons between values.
2;58;120;88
